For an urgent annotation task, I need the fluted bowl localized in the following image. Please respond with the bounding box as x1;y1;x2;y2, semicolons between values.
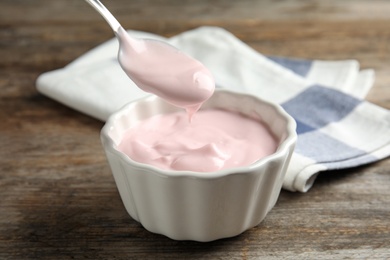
100;90;296;242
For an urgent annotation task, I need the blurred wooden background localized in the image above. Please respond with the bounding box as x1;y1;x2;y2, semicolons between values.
0;0;389;259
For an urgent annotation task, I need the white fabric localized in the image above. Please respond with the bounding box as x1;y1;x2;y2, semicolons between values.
36;26;390;192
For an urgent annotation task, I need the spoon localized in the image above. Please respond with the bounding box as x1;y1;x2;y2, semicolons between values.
84;0;215;117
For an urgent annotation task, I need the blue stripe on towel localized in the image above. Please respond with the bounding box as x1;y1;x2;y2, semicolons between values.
323;153;378;169
281;84;368;164
293;120;316;135
295;130;368;163
268;56;313;77
282;85;362;134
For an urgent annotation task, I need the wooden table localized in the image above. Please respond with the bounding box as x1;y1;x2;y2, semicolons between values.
1;0;389;259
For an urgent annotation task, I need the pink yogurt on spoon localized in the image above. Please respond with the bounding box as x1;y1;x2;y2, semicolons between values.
118;109;278;172
84;0;214;118
116;27;215;119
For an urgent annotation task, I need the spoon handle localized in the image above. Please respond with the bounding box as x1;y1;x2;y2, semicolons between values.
85;0;122;33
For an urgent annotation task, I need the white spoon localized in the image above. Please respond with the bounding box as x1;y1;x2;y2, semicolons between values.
84;0;215;116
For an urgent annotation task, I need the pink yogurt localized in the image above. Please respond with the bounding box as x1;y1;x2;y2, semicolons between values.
116;27;215;119
118;109;277;172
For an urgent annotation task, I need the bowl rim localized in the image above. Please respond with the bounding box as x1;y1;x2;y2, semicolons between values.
101;89;297;179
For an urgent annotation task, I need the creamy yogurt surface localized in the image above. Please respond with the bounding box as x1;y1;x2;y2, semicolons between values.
118;109;277;172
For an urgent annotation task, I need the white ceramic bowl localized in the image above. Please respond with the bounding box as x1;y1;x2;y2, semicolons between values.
100;90;296;242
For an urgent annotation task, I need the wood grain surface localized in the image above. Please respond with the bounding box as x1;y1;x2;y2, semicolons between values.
0;0;389;259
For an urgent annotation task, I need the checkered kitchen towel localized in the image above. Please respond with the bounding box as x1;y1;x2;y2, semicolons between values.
36;26;390;192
